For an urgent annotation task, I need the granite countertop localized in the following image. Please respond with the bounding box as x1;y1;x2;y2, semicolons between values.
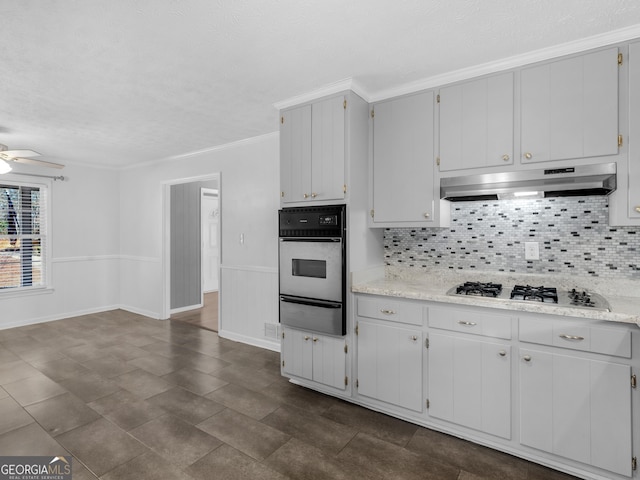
351;267;640;326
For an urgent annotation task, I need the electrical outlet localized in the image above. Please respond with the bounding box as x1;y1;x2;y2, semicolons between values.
524;242;539;260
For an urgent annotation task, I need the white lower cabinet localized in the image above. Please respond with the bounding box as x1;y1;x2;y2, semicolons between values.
519;348;632;477
428;332;511;439
281;327;347;391
356;320;423;412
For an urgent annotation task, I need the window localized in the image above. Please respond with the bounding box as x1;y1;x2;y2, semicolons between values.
0;180;49;292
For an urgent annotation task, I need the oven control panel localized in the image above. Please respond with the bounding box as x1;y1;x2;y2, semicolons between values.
318;214;338;226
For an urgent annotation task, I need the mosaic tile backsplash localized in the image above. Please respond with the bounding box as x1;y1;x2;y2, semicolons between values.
384;196;640;278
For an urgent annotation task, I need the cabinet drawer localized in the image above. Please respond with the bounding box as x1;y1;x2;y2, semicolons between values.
519;318;631;358
356;297;424;326
428;306;512;339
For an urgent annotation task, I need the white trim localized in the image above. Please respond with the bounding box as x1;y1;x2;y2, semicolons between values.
52;254;121;263
123;132;278;172
0;286;54;300
119;304;162;320
370;24;640;102
273;77;370;110
0;304;121;330
120;255;162;263
218;328;280;352
169;302;203;315
220;264;278;274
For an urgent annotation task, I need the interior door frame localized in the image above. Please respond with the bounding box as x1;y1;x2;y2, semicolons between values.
161;173;221;320
200;187;220;299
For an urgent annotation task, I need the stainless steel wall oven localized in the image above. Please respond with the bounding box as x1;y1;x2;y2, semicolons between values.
278;204;346;336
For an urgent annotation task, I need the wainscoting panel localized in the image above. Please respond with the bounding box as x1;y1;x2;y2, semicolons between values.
219;265;279;351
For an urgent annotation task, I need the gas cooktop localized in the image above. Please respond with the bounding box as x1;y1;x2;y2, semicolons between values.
448;282;610;312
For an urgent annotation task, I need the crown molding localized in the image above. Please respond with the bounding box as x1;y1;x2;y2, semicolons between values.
369;23;640;102
121;131;279;171
273;78;371;111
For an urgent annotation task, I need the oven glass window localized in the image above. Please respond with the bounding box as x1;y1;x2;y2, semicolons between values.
292;259;326;278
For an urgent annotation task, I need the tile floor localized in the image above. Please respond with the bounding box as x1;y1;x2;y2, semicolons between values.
171;292;218;332
0;309;578;479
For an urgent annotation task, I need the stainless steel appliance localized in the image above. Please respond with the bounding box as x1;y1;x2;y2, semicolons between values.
279;205;346;335
440;162;616;201
448;281;610;311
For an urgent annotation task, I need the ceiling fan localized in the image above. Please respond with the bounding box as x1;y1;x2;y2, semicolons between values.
0;144;65;174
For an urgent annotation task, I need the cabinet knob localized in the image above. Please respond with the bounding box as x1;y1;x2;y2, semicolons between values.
303;193;309;199
380;309;396;315
635;206;640;213
313;337;318;343
524;152;533;160
499;350;507;357
523;355;532;362
423;213;430;219
311;193;317;198
304;336;310;341
502;154;510;161
410;335;418;341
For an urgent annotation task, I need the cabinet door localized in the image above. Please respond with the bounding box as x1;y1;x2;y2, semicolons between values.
521;47;618;163
311;95;345;201
628;42;640;218
372;91;435;224
357;320;423;412
280;104;312;203
311;333;346;390
428;333;511;439
519;349;632;477
439;72;514;171
281;327;313;380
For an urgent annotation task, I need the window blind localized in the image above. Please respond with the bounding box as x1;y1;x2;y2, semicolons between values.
0;181;48;291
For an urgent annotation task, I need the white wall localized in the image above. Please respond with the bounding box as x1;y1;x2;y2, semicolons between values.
0;133;280;352
119;133;280;348
0;164;121;329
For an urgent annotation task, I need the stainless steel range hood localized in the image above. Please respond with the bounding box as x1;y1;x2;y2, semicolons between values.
440;162;616;201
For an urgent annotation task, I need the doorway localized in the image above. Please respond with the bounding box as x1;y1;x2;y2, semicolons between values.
163;173;221;330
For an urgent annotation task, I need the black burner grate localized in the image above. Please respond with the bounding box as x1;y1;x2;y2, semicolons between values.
510;285;558;303
456;282;503;298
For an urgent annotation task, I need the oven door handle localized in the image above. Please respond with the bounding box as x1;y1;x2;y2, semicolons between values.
279;238;342;243
279;295;342;309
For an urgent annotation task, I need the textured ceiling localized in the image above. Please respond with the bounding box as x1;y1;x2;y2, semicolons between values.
2;0;640;169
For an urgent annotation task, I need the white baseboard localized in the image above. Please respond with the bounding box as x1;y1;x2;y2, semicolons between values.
218;328;280;352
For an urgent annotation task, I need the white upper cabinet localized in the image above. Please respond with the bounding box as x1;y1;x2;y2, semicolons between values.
280;95;345;204
311;95;346;201
520;47;619;164
280;104;312;203
626;41;640;219
371;91;438;226
439;72;514;171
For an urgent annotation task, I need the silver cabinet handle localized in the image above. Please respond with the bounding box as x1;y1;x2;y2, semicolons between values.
499;350;507;357
410;335;418;341
304;336;310;341
311;193;317;198
303;193;309;199
502;154;510;161
458;321;477;326
423;213;430;219
313;337;318;343
523;355;532;362
380;309;396;315
559;334;585;341
524;152;533;160
635;206;640;213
